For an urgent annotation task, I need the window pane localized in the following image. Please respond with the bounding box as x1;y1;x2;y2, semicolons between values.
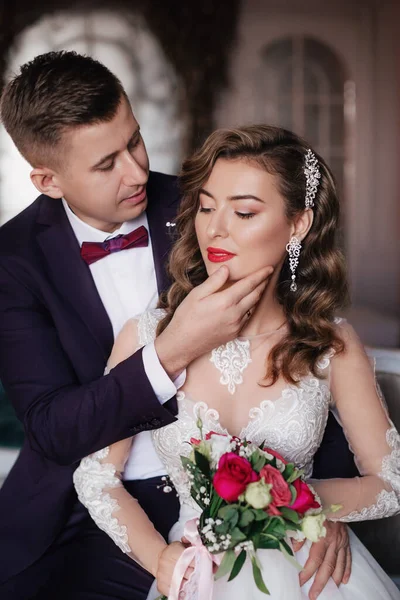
304;103;320;147
330;104;345;147
304;37;347;94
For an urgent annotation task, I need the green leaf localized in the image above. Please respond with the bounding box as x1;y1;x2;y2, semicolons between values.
289;484;297;504
257;535;280;550
230;527;247;543
251;555;270;595
214;549;236;580
279;506;300;524
239;510;255;527
218;506;240;529
253;509;269;521
279;538;294;556
251;452;267;472
194;449;211;477
279;541;303;571
283;463;294;479
218;506;238;520
209;492;224;518
181;456;193;468
287;469;302;484
228;549;247;581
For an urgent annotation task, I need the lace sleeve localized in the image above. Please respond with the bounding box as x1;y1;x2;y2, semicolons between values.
73;311;168;573
311;322;400;522
73;439;166;573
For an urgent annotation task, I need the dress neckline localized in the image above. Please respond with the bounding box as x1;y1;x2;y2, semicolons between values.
177;375;326;440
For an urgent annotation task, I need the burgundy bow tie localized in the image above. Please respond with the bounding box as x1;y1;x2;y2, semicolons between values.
80;225;149;265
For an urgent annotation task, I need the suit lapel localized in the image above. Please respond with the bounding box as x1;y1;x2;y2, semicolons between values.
146;173;179;295
36;197;114;361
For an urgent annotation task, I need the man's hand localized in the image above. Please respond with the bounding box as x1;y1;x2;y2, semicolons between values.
156;541;194;597
293;521;351;599
155;264;274;378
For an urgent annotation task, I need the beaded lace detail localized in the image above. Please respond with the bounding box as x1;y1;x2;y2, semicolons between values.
73;447;131;553
210;338;252;395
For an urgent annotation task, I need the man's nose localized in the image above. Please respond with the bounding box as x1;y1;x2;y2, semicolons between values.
121;153;147;187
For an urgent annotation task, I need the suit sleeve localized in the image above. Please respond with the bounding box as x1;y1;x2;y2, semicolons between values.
0;261;176;466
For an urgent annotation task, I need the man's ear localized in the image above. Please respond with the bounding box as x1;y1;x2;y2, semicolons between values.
290;208;314;241
30;167;64;199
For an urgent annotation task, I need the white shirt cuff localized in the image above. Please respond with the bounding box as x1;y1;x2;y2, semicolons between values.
142;341;186;405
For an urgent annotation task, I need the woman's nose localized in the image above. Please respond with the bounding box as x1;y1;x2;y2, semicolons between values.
206;210;228;238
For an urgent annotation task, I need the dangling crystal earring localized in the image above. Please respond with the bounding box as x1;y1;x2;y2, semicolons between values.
286;236;302;292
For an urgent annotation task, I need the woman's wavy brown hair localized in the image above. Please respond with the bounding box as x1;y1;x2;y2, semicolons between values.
158;125;349;384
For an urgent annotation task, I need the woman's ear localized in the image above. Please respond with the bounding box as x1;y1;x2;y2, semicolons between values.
30;168;64;199
290;208;314;241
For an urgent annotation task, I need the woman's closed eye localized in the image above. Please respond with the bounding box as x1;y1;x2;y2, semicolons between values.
199;206;255;219
235;211;255;219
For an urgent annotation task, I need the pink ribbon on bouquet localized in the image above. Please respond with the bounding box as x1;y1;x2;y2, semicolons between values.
169;518;221;600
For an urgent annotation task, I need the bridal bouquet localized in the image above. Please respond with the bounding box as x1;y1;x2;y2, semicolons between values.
168;427;330;597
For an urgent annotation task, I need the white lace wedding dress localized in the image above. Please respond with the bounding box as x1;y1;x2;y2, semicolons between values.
74;310;400;599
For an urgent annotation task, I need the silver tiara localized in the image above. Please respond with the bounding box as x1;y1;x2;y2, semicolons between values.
304;149;320;209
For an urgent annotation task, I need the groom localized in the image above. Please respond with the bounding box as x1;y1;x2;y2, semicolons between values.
0;51;355;600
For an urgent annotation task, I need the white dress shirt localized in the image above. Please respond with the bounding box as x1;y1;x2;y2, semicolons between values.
62;199;175;479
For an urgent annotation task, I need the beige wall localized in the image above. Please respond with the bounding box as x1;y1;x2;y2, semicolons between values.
215;0;400;320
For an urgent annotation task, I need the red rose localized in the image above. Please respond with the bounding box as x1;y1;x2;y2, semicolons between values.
213;453;259;502
290;479;321;514
190;438;201;445
264;447;288;465
260;465;292;508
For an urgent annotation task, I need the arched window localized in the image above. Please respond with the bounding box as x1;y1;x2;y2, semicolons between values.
256;36;355;207
0;10;187;224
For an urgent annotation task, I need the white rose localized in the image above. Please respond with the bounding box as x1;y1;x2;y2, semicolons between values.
209;434;232;466
301;514;327;543
244;480;272;509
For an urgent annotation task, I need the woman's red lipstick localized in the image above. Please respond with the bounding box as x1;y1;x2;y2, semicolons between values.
207;247;236;263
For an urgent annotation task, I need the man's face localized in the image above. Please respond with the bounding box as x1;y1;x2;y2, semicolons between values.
51;97;150;232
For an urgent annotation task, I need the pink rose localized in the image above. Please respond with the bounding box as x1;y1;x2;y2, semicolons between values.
260;465;292;508
190;437;201;445
213;453;259;502
266;503;282;516
264;447;288;465
290;479;321;514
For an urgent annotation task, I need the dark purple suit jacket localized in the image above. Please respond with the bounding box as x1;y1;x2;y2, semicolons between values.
0;171;181;582
0;170;357;584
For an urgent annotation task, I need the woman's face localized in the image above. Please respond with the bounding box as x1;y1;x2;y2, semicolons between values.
195;158;294;282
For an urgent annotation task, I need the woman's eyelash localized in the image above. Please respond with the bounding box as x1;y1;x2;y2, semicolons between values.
236;212;255;219
199;207;255;219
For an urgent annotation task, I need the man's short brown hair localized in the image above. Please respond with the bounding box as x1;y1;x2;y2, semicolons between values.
0;51;127;168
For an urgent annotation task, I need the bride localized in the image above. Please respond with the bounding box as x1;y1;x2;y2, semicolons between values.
73;125;400;599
